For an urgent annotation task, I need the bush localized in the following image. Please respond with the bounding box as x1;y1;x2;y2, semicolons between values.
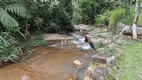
96;10;111;27
43;0;75;33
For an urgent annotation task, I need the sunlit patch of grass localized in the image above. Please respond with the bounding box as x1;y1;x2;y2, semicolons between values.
119;41;142;80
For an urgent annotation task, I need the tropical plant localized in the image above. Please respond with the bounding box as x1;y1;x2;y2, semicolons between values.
0;0;32;31
95;10;111;27
0;0;49;63
0;32;22;62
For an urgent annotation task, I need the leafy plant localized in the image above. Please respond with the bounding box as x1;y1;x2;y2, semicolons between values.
96;10;111;27
0;32;22;62
0;0;32;31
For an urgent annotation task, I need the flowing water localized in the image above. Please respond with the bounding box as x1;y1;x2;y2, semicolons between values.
0;35;94;80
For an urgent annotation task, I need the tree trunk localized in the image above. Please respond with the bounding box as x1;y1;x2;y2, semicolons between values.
132;0;140;39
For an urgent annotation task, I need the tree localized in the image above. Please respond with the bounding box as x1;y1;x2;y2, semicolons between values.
132;0;141;39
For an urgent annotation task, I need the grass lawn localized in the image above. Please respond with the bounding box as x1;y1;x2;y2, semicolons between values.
119;41;142;80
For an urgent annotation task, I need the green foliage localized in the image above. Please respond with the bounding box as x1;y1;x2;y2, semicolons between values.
96;41;104;48
43;0;75;33
0;1;31;31
109;8;126;30
5;3;32;18
106;73;115;80
121;7;134;25
0;32;22;62
20;34;48;52
72;0;123;24
0;8;19;30
96;10;111;27
72;0;83;24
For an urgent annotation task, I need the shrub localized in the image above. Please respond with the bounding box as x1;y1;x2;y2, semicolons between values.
96;10;111;27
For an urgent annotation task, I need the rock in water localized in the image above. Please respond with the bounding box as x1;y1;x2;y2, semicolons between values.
84;76;92;80
21;75;31;80
74;60;82;69
87;66;94;78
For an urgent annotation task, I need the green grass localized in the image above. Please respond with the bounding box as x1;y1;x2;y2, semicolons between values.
119;41;142;80
138;11;142;26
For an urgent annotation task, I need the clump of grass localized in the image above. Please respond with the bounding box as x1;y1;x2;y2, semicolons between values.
106;75;115;80
96;41;104;48
109;8;126;30
95;10;110;27
119;41;142;80
105;47;116;55
91;62;97;68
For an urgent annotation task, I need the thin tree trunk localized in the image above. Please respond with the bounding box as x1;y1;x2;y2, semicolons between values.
132;0;140;39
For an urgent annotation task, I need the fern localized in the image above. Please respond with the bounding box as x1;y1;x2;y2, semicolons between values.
0;8;19;29
0;1;32;31
5;3;32;18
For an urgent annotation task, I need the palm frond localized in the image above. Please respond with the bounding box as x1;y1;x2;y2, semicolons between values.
0;8;19;30
5;3;32;18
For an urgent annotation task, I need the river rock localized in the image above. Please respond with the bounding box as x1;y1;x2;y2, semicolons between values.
92;52;108;64
107;56;116;66
21;75;31;80
84;76;92;80
87;66;94;75
75;67;87;80
92;67;109;80
74;60;82;68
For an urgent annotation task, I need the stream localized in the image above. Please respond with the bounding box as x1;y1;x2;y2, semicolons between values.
0;33;95;80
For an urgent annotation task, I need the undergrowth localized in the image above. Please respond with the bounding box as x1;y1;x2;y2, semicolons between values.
0;32;48;63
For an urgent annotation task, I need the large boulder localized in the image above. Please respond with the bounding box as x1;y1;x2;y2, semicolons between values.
92;52;108;64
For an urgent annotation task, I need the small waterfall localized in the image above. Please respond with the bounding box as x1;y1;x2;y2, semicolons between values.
72;33;92;50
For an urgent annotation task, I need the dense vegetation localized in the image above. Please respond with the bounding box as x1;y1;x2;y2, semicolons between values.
0;0;141;64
